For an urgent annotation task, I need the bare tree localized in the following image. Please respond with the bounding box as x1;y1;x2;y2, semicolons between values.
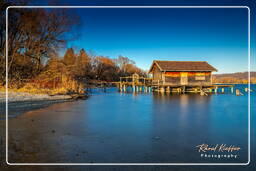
2;3;80;86
115;55;135;75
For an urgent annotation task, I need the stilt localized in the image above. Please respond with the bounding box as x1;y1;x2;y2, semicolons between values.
231;87;234;93
195;88;198;93
136;86;139;92
248;88;253;92
215;87;218;94
200;89;208;96
236;89;243;96
166;86;170;93
124;84;126;92
120;84;123;92
178;88;182;93
221;88;224;93
182;86;185;94
159;87;165;93
200;89;204;96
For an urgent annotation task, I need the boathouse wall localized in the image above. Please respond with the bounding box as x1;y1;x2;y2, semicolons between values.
163;71;212;85
152;64;162;81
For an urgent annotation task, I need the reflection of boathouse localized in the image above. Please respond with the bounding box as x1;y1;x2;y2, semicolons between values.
149;60;217;86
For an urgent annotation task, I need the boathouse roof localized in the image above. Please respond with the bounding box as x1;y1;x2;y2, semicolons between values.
149;60;217;72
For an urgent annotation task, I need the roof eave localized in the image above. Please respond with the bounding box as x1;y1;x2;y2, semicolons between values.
148;61;163;73
162;69;218;72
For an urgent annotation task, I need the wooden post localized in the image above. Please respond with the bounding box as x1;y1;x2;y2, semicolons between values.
215;87;218;94
195;88;198;93
236;89;242;96
160;87;165;93
177;88;181;93
120;84;122;92
221;88;224;93
166;86;170;93
200;89;208;96
182;86;185;94
124;84;126;92
200;89;204;96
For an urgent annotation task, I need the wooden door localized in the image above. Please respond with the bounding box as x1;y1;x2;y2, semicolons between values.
180;72;188;85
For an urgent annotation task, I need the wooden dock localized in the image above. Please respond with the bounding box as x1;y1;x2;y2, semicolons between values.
118;73;153;92
117;74;236;95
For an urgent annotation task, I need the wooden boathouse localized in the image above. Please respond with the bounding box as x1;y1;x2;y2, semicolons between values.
149;60;217;86
148;60;233;94
118;60;235;95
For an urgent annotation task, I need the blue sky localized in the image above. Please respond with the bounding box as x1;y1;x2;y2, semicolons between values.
66;8;248;73
33;0;255;74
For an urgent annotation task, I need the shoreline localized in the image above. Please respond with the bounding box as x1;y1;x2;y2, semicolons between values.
0;91;73;103
0;91;88;119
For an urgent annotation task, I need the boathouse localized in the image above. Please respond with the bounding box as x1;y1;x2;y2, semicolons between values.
149;60;217;86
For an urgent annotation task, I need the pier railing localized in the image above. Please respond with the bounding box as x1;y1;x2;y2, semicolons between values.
118;74;153;92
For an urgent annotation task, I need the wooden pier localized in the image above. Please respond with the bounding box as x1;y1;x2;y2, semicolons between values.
117;73;235;95
118;73;153;92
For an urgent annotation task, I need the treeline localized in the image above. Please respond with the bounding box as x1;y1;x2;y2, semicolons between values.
60;48;146;82
0;0;146;94
1;1;79;86
38;48;146;93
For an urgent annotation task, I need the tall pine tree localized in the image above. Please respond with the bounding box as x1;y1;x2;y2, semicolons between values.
63;48;76;66
77;49;90;66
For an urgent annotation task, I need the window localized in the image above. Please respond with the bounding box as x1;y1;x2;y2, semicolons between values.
195;72;205;80
195;76;205;80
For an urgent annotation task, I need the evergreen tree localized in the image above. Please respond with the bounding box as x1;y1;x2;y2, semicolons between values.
77;49;90;66
63;48;76;66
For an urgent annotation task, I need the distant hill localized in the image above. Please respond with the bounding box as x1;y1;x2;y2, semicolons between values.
213;72;256;83
213;72;256;79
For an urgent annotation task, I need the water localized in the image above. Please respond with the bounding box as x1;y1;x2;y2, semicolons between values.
7;84;255;164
